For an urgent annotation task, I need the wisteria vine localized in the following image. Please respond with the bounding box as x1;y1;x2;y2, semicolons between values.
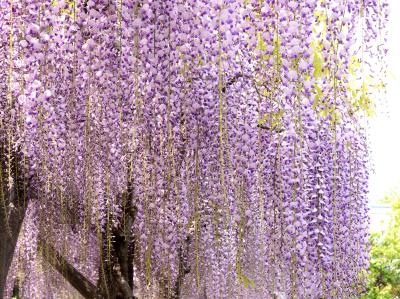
0;0;388;298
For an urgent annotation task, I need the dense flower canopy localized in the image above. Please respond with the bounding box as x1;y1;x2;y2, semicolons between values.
0;0;388;298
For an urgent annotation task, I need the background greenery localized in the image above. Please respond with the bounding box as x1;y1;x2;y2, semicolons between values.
363;195;400;298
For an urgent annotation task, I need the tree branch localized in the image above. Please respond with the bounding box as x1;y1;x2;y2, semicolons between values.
38;239;97;299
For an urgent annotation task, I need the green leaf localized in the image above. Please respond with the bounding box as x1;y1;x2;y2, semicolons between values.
348;55;361;76
236;262;256;289
313;51;323;78
312;85;322;110
365;194;400;298
256;32;267;52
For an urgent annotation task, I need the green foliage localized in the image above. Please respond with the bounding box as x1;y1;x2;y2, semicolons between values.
363;196;400;299
312;47;324;79
257;109;284;132
236;260;255;289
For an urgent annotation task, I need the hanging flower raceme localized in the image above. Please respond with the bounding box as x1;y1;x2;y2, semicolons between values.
0;0;388;298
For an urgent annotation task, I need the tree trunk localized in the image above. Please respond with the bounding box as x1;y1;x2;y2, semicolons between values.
0;186;26;298
96;190;137;299
0;146;30;298
0;145;138;298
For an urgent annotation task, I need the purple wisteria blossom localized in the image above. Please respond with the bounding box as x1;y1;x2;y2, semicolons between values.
0;0;388;298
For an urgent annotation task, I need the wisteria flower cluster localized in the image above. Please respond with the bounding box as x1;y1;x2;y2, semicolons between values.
0;0;388;298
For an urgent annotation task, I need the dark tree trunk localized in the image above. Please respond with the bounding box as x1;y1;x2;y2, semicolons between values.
96;189;137;299
0;144;139;299
0;186;26;298
158;236;191;299
0;146;30;298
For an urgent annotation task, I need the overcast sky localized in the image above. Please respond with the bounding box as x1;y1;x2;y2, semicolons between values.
368;0;400;203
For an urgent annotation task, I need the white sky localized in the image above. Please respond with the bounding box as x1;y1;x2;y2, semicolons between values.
368;0;400;203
